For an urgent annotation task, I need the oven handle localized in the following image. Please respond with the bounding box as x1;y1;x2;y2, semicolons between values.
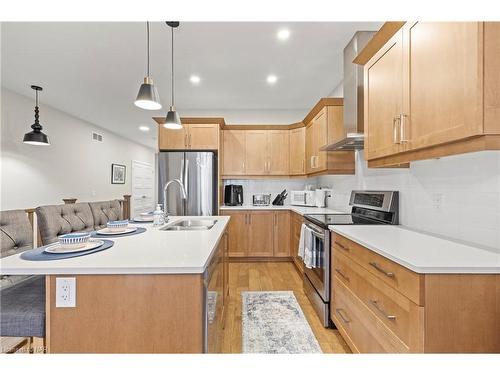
304;222;324;236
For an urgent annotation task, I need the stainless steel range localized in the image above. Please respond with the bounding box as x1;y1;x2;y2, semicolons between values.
302;190;399;327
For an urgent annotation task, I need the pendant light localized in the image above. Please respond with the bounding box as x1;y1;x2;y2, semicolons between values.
164;21;182;129
135;22;162;110
23;85;50;146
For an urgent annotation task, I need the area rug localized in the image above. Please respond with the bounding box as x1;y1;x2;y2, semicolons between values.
241;291;322;354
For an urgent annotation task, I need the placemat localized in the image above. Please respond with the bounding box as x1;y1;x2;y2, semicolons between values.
20;240;114;261
91;226;147;238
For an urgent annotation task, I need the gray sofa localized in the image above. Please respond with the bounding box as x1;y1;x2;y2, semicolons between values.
36;199;123;245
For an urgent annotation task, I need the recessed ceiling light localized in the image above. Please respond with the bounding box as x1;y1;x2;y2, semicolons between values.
190;75;201;84
266;75;278;84
277;29;290;41
139;125;150;132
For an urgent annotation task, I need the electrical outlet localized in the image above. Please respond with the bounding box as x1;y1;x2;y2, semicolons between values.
431;193;444;210
56;277;76;307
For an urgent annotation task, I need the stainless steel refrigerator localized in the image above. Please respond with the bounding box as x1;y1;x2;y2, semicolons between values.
158;151;218;216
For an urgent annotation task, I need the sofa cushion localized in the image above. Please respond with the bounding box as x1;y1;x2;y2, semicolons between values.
89;200;123;229
0;276;45;338
0;210;33;258
36;203;94;245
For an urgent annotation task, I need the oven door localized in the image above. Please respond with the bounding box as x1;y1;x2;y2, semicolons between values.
303;221;330;302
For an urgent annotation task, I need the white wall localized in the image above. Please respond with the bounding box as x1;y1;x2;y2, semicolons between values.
0;89;156;210
328;80;343;97
318;150;500;250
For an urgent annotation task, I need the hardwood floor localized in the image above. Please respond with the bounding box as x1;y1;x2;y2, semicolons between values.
221;261;351;353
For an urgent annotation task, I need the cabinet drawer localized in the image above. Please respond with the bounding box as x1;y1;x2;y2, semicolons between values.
332;233;424;305
333;251;424;350
331;275;408;353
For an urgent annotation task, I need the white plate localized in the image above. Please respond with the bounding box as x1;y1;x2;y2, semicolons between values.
132;216;153;222
96;226;138;235
44;240;104;254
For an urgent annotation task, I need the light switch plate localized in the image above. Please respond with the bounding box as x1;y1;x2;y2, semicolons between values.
56;277;76;307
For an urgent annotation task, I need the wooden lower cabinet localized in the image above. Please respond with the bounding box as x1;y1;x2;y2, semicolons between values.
221;209;294;259
273;211;291;257
290;212;304;274
330;233;500;353
247;211;274;257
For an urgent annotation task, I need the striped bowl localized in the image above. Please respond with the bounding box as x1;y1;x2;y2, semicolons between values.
107;220;129;232
58;232;91;249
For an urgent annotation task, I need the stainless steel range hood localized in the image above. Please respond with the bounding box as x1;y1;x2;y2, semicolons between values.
323;31;375;151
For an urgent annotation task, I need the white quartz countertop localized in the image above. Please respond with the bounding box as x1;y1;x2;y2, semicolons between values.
0;216;229;275
220;205;345;215
329;225;500;274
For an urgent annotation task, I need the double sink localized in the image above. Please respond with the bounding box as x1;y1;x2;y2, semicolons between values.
160;219;218;231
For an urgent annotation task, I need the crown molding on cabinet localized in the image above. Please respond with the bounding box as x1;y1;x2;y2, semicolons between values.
353;22;406;65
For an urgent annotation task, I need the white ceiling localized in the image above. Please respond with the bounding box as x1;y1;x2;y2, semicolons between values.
1;22;382;148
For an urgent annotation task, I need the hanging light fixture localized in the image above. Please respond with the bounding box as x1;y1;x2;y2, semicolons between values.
135;22;162;110
23;85;50;146
164;21;182;129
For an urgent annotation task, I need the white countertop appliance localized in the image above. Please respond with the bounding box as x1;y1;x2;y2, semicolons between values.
290;190;316;207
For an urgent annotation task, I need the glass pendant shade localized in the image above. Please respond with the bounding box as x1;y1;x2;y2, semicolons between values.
164;106;182;129
135;76;162;110
23;85;50;146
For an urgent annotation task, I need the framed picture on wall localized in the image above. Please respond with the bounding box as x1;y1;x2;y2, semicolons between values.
111;163;126;184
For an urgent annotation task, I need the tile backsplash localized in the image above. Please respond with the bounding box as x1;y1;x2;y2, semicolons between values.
318;150;500;250
222;178;318;206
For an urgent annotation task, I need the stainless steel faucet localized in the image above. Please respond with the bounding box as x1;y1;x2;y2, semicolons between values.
163;179;187;220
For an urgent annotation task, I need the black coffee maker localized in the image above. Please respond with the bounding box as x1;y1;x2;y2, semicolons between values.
224;185;243;206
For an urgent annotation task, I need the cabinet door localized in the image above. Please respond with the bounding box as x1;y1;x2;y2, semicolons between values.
313;108;328;171
188;124;219;150
158;127;187;150
289;127;305;175
273;211;291;257
221;210;248;257
268;130;290;175
222;130;246;175
327;105;345;146
247;211;274;257
245;130;268;175
405;22;484;150
305;123;315;173
291;214;304;274
364;29;405;160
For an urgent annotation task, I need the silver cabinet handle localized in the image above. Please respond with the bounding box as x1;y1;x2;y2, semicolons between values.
336;308;351;324
185;133;188;148
370;299;396;321
301;159;304;173
369;262;395;278
400;114;408;143
242;161;245;171
189;133;192;147
335;268;350;282
334;241;349;252
393;116;401;144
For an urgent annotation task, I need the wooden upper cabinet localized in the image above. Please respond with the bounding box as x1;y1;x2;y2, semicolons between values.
363;22;500;166
159;123;219;150
268;130;290;175
289;127;306;175
222;130;246;175
159;127;187;150
188;124;219;150
305;122;315;173
245;130;268;175
364;28;405;160
313;108;328;171
327;105;345;146
273;211;291;257
405;22;484;150
247;211;274;257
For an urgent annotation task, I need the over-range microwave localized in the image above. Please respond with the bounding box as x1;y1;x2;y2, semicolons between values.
290;190;316;207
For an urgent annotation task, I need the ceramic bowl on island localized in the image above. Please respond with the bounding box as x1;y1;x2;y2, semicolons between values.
107;220;129;232
58;232;91;249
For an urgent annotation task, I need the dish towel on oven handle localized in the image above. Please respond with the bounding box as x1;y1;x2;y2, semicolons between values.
298;223;319;269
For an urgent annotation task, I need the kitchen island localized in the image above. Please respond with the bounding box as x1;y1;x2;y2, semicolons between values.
0;216;230;353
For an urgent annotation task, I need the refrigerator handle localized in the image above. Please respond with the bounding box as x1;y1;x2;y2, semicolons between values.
184;158;189;199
